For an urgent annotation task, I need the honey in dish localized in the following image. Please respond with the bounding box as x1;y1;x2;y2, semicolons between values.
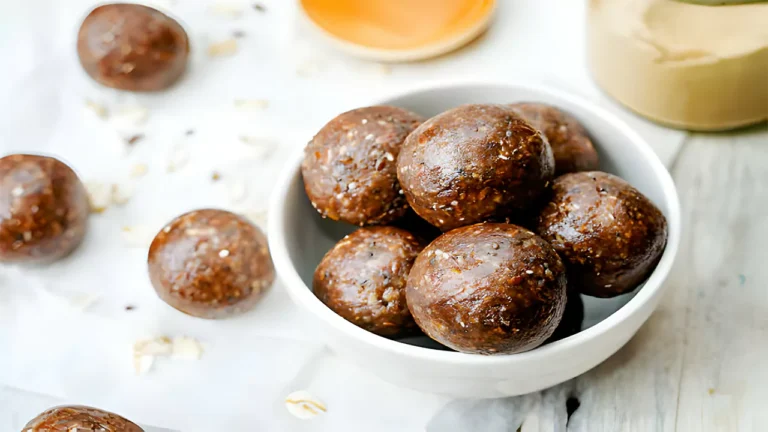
301;0;495;51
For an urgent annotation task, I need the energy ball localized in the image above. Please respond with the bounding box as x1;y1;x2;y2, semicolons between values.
314;226;424;338
148;209;274;319
23;405;143;432
406;223;567;354
397;104;555;231
0;154;89;263
77;3;189;91
302;106;424;226
536;172;668;298
509;102;599;175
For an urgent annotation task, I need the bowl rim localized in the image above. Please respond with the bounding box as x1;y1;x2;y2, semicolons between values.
268;80;681;366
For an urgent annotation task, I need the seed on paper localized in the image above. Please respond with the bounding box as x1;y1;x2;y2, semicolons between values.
208;39;238;57
285;390;327;420
126;134;144;146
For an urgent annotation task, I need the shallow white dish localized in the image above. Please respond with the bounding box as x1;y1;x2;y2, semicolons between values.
268;81;681;398
298;1;497;63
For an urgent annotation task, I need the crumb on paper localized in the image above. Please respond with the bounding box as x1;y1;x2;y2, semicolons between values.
133;336;203;375
253;2;266;12
130;163;149;178
85;181;111;214
708;388;715;395
185;129;195;136
285;390;327;420
228;179;248;203
211;171;222;181
112;105;149;127
234;99;269;110
125;305;136;311
121;225;155;248
208;39;238;57
85;99;109;119
210;2;245;17
126;134;144;147
167;143;191;172
233;29;247;38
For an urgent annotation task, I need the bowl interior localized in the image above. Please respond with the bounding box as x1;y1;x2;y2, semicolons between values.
279;83;676;351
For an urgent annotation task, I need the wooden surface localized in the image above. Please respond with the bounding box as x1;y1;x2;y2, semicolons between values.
428;125;768;432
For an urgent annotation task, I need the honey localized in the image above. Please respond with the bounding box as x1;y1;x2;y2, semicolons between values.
301;0;495;56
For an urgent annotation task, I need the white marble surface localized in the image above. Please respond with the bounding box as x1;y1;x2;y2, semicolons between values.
0;0;726;431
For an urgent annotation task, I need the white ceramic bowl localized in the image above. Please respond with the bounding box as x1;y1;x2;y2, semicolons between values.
268;82;681;398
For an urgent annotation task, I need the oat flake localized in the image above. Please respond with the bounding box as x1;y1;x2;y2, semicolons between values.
112;105;149;127
285;390;327;420
84;100;109;119
167;143;191;172
85;181;111;213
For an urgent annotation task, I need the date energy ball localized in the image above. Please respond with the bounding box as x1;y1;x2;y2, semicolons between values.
509;102;599;175
536;172;668;298
314;226;424;338
302;106;424;226
148;209;275;319
397;104;555;231
23;405;143;432
0;154;89;263
406;223;567;354
77;3;189;91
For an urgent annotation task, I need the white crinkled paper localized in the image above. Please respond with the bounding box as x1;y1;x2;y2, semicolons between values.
0;0;683;431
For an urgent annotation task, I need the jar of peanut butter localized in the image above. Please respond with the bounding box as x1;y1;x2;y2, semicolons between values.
588;0;768;131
